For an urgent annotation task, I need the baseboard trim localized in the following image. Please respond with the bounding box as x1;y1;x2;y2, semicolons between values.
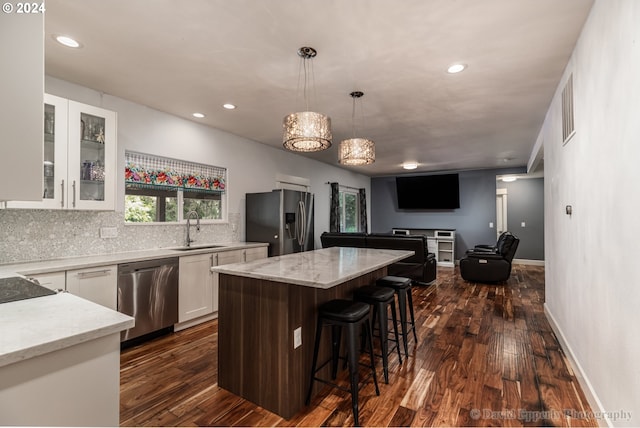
513;258;545;266
174;312;218;332
544;304;610;427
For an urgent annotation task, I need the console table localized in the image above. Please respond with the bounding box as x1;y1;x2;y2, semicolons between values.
392;228;456;267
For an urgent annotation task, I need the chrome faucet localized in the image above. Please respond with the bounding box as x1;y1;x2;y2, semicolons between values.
185;210;200;247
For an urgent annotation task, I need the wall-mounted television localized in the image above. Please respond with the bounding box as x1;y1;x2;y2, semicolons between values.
396;173;460;209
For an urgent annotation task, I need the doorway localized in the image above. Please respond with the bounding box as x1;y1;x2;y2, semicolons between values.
496;188;508;239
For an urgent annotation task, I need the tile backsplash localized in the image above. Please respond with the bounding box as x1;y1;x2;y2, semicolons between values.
0;209;240;264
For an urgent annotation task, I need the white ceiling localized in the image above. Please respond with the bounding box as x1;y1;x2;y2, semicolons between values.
44;0;594;177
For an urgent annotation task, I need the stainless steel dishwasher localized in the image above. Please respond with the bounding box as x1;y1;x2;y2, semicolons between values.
117;258;179;342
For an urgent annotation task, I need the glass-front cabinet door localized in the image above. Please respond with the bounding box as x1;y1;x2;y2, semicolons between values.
66;101;116;210
7;95;116;210
8;94;68;209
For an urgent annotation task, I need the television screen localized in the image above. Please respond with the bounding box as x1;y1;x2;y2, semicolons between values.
396;174;460;209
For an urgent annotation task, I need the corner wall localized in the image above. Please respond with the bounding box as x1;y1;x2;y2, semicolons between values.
542;1;640;425
496;177;544;261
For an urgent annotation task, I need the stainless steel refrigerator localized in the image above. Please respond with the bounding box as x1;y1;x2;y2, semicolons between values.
246;189;314;257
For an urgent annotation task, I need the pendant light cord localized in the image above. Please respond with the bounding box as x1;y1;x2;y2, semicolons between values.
351;96;356;137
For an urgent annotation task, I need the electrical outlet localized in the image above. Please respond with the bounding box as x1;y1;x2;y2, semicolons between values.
521;222;526;228
293;327;302;349
99;227;118;238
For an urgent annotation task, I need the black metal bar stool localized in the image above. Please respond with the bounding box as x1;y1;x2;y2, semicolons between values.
376;276;418;357
354;285;403;383
305;299;380;426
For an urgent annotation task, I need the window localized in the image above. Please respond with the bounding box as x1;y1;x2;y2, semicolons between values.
125;186;178;223
339;188;360;232
183;190;221;220
124;151;226;223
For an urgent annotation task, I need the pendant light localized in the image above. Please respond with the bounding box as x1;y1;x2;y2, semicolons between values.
283;47;332;152
338;91;375;165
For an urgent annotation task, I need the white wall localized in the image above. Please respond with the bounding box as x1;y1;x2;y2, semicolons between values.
45;76;370;250
541;1;640;425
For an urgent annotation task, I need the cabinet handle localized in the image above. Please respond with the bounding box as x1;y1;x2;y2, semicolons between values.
77;269;111;279
72;180;77;208
60;179;65;208
243;250;246;262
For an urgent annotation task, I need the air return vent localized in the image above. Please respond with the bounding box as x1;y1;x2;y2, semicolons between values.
562;74;575;144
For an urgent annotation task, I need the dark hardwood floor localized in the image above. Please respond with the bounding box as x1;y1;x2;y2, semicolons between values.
120;264;597;427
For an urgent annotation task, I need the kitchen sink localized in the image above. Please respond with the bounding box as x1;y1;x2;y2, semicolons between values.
172;244;226;251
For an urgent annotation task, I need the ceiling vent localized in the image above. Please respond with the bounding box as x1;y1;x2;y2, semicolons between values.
562;74;575;145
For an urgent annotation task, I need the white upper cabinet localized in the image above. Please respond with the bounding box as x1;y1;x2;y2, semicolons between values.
8;95;117;210
0;12;43;202
67;100;117;210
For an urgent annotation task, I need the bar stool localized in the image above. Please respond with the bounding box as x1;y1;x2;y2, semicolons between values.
305;299;380;426
376;276;417;357
353;285;402;383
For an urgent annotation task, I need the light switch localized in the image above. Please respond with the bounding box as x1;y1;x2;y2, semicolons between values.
293;327;302;349
489;222;494;228
521;222;526;227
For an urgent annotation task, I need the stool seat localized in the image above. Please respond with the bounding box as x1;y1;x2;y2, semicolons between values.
354;285;395;303
319;299;370;323
377;275;412;289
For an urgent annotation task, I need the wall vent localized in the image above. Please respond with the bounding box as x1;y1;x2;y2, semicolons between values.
562;74;575;144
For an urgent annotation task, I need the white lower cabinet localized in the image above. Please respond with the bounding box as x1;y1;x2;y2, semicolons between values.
244;246;268;262
213;249;244;312
66;265;117;310
28;271;66;291
178;247;267;327
178;253;215;323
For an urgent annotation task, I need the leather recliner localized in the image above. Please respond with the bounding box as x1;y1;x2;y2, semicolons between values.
459;232;520;283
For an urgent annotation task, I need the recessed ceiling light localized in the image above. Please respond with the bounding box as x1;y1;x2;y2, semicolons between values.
447;63;466;74
192;112;205;118
54;35;81;48
402;162;418;170
502;176;517;182
222;103;236;110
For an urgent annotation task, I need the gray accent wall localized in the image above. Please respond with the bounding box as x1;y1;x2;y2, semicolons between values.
497;177;544;260
371;168;531;260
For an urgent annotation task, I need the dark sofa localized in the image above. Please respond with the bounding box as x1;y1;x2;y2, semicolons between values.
320;232;436;284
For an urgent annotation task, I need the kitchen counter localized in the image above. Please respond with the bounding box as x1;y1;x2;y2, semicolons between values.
0;241;268;277
216;247;413;419
0;291;134;426
0;242;266;426
212;246;414;288
0;291;133;368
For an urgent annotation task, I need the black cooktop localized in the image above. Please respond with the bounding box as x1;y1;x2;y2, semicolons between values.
0;276;56;304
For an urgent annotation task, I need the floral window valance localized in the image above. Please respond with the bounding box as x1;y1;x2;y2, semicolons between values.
125;151;226;193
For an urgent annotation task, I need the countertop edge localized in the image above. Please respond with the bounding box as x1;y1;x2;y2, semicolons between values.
0;293;134;369
0;242;269;277
213;248;414;288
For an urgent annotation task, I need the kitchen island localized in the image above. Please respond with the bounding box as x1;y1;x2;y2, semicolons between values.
213;246;414;419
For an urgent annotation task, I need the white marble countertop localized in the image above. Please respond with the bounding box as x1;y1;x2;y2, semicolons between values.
212;247;414;289
0;242;268;278
0;242;267;368
0;292;134;368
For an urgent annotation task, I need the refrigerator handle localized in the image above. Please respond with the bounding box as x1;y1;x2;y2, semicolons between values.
297;200;306;247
